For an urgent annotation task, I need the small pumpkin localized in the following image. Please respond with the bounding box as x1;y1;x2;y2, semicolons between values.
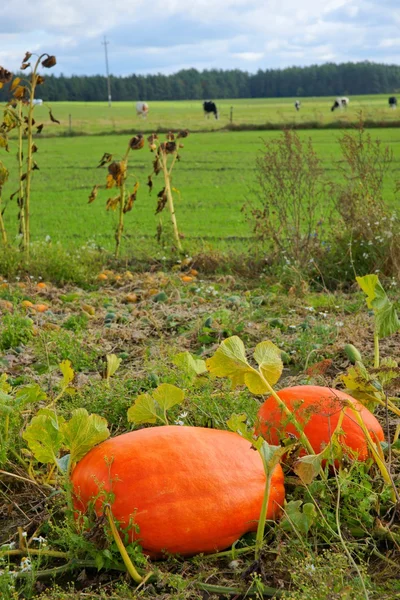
71;425;285;558
256;385;384;461
33;303;50;313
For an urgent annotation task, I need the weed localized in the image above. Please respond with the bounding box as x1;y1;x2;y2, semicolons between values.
245;129;332;273
0;313;33;350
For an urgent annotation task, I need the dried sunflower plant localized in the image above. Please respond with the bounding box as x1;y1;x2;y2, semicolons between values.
88;134;144;257
147;130;189;252
0;52;59;255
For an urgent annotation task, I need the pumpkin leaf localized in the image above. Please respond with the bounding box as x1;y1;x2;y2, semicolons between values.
281;500;317;536
61;408;110;465
258;441;287;473
253;341;283;387
106;354;122;382
23;409;65;464
357;274;400;338
127;384;184;425
60;360;74;388
15;384;47;408
341;363;382;411
206;336;254;389
56;453;70;473
173;351;207;379
152;383;184;412
293;452;325;484
127;393;159;425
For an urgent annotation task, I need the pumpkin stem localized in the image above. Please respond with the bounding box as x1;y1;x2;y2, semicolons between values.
104;504;145;584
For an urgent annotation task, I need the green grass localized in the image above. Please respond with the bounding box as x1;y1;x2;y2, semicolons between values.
1;127;400;256
25;95;400;136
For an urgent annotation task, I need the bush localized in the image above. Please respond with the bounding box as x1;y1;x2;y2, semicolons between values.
245;129;333;274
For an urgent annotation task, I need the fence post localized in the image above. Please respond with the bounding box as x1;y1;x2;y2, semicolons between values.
69;114;72;135
230;106;233;124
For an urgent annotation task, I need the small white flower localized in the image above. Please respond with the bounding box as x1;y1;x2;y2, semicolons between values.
21;532;27;538
20;557;32;572
304;306;315;312
45;235;51;243
335;321;344;327
175;419;184;426
32;536;47;545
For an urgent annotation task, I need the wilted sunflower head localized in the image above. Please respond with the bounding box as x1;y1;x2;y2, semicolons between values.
129;134;144;150
41;55;57;69
0;67;13;84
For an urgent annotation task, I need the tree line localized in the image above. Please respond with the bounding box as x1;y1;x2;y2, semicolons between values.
2;61;400;102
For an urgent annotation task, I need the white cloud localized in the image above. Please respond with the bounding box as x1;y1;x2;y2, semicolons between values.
0;0;399;76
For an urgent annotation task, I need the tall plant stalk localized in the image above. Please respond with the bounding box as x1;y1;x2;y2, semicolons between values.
23;56;42;255
160;149;182;251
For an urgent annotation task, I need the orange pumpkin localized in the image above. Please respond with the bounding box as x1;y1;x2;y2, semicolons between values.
33;303;49;313
256;385;384;461
71;426;285;558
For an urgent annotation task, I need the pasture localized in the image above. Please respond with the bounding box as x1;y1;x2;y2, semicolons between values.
25;94;400;136
1;125;400;255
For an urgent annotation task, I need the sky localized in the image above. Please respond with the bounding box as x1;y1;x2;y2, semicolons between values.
1;0;400;77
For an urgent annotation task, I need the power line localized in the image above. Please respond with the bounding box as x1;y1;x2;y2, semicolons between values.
102;35;112;107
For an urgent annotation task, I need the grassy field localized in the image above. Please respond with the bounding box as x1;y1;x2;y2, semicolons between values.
23;95;400;136
1;125;400;255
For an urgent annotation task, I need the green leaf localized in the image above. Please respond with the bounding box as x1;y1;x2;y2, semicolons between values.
341;363;381;410
61;408;110;465
357;274;400;338
206;336;253;389
23;409;65;464
281;500;317;536
152;383;184;411
253;341;283;387
106;354;122;381
0;374;12;394
258;440;287;473
56;453;70;473
127;393;159;425
293;452;324;484
376;357;399;387
173;351;207;379
15;384;47;408
60;360;74;388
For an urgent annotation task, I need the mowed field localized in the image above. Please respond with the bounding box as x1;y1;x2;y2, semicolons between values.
20;94;400;135
1;97;400;255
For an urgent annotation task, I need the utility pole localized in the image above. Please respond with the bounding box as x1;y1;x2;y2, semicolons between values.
102;35;112;107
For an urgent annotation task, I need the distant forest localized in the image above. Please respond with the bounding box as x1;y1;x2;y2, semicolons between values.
2;61;400;102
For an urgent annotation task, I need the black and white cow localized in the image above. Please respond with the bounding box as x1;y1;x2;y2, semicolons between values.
389;96;397;109
294;100;301;111
331;97;349;112
203;100;218;120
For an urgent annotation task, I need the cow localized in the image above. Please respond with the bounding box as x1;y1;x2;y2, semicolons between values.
203;100;218;120
294;100;301;111
331;97;349;112
389;96;397;109
136;102;149;118
32;99;43;106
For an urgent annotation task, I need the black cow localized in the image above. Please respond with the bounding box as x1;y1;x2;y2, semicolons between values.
389;96;397;109
203;100;218;120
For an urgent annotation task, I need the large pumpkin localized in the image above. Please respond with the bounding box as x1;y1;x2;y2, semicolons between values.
256;386;384;460
71;425;285;558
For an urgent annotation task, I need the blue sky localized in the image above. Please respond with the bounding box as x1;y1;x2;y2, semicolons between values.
1;0;400;77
